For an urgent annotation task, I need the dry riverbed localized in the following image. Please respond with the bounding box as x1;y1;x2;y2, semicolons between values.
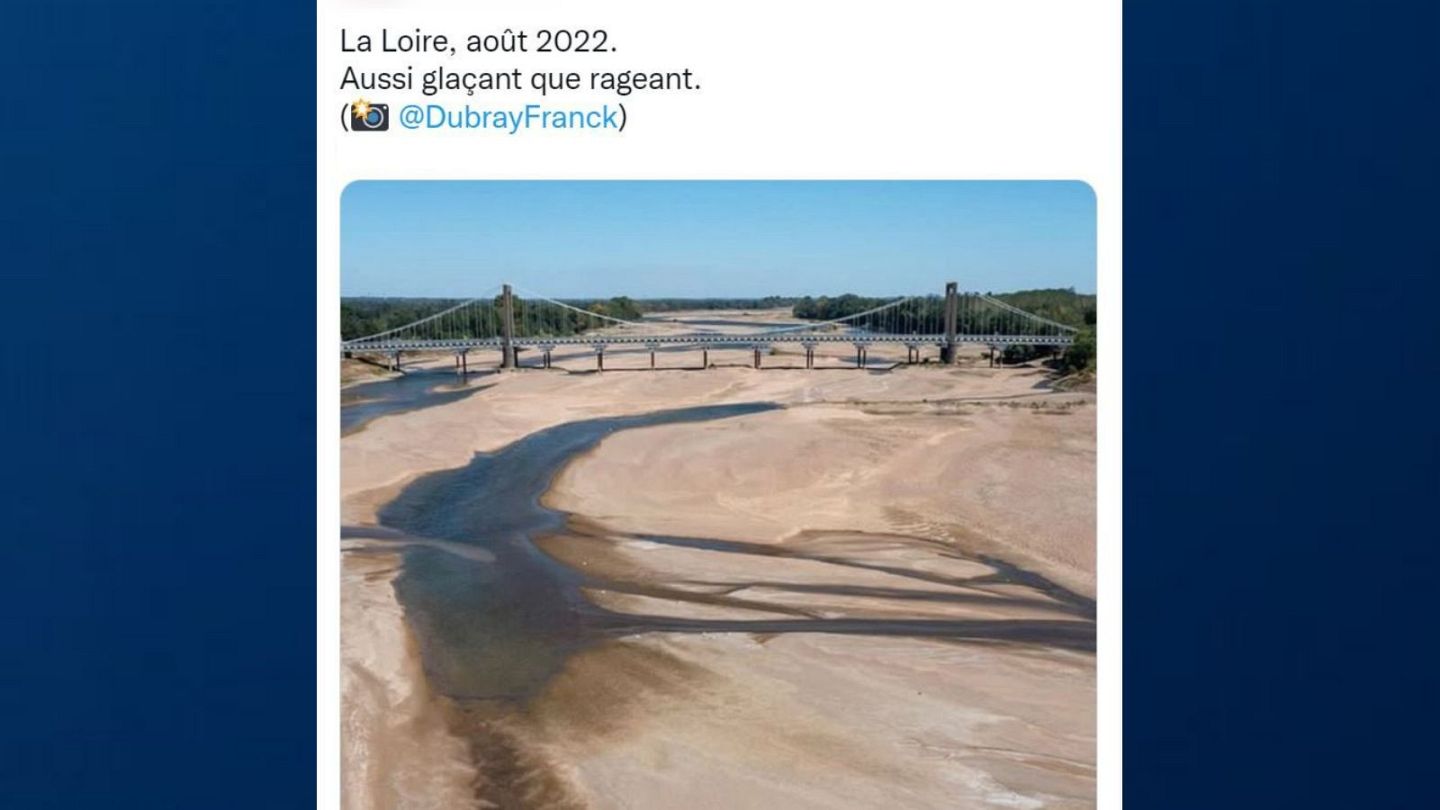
340;347;1096;809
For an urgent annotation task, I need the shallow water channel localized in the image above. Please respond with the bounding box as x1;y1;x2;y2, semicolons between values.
342;399;1094;707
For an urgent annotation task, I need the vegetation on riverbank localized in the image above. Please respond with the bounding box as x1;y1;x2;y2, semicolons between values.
341;295;644;341
793;289;1097;373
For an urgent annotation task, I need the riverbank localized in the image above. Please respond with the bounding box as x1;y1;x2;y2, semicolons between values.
341;357;1095;808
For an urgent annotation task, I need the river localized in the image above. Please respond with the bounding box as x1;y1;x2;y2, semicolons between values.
341;368;492;435
339;389;1095;805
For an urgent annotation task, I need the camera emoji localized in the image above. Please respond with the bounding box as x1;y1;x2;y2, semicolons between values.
348;100;389;132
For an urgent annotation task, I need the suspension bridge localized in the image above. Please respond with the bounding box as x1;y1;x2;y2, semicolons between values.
341;282;1079;372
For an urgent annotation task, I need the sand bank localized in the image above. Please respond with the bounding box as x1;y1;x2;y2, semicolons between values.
341;546;474;809
341;351;1095;808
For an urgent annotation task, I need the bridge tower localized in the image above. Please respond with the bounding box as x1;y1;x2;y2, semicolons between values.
501;284;517;370
941;281;959;364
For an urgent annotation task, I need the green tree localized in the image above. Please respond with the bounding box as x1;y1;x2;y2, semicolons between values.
1060;326;1096;373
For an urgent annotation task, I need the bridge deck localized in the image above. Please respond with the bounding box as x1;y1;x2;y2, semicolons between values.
341;332;1074;353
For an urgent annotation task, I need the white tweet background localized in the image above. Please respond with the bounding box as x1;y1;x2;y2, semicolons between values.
317;0;1121;805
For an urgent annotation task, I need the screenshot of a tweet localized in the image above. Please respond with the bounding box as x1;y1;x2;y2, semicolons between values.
320;1;1119;807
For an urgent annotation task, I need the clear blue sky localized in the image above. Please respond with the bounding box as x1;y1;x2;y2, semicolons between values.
341;181;1095;298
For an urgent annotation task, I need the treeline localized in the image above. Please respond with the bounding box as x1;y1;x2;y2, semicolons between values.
991;288;1096;329
1001;327;1095;373
995;289;1095;373
581;296;643;321
340;295;644;341
790;288;1097;374
342;298;458;340
792;294;886;321
791;288;1095;328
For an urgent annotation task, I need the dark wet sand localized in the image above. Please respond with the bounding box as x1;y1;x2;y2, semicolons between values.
341;370;493;435
351;402;1095;806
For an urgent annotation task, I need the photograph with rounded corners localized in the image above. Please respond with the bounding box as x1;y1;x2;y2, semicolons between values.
339;180;1098;809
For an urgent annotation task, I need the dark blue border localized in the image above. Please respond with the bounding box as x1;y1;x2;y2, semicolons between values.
2;1;316;805
6;0;1439;804
1126;2;1440;806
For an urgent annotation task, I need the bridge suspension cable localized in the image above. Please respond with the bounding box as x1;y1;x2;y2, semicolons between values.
977;294;1081;334
342;285;647;351
339;281;1083;357
342;286;503;345
511;286;653;329
752;296;917;335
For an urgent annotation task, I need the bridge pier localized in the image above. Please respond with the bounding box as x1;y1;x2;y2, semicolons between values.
803;343;816;369
390;351;402;372
753;346;762;369
942;281;959;364
702;348;708;369
501;284;517;371
542;348;552;369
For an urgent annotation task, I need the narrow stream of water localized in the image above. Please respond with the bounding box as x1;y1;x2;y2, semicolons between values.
341;369;492;435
